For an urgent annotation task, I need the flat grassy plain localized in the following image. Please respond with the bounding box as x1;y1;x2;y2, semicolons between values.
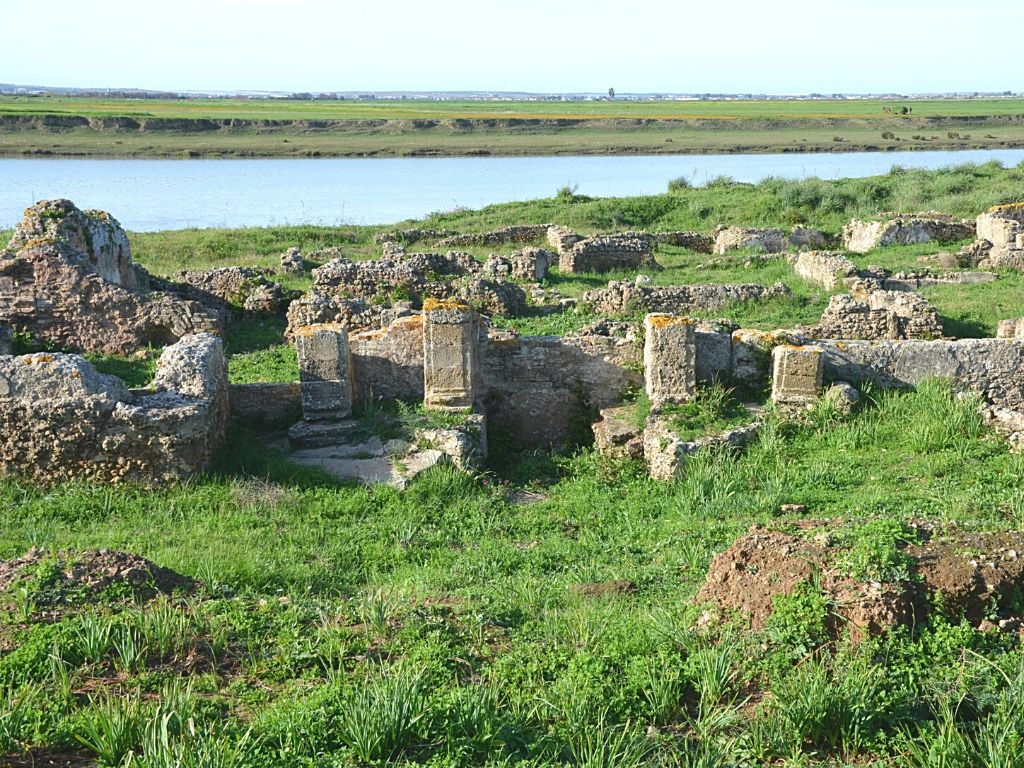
3;95;1024;157
4;164;1024;765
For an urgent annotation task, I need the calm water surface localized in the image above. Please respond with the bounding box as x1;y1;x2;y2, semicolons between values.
2;149;1023;231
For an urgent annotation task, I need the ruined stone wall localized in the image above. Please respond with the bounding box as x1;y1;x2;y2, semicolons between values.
812;291;943;340
559;233;656;273
0;334;228;485
976;204;1024;269
481;333;642;447
482;247;556;281
437;225;551;248
1;240;221;355
654;231;714;253
843;214;974;253
792;251;857;289
713;227;787;255
349;315;427;403
582;280;790;316
168;267;294;314
817;339;1024;410
8;199;147;291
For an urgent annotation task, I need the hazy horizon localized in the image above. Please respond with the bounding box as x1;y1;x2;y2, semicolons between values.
3;0;1020;95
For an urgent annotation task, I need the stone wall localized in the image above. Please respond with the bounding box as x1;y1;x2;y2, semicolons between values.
0;334;228;485
1;240;221;355
812;290;943;340
436;225;551;248
229;382;301;425
168;267;294;314
654;231;714;253
582;280;790;316
792;251;858;289
482;247;556;281
559;233;656;273
843;214;974;253
816;338;1024;411
481;332;642;447
713;227;787;255
0;326;11;356
1;201;222;355
975;204;1024;269
8;199;147;291
350;315;428;402
546;225;581;253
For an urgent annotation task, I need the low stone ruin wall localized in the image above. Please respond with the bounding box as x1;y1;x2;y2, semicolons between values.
482;248;556;282
546;225;581;254
816;338;1024;411
437;225;551;248
654;231;714;253
974;204;1024;269
559;233;656;273
792;251;858;289
167;267;295;314
1;201;222;355
481;332;641;447
714;227;787;255
582;280;790;316
0;334;228;485
843;214;974;253
811;290;943;340
229;382;301;425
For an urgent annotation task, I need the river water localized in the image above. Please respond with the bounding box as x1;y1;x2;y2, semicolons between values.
2;149;1023;232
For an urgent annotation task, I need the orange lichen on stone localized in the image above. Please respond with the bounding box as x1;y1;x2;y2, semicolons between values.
989;202;1024;213
423;297;471;312
293;323;346;337
646;313;692;329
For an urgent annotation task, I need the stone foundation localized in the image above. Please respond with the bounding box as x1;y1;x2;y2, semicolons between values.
582;280;790;316
714;226;787;254
792;251;858;289
654;231;714;253
0;334;227;485
559;233;656;273
843;214;974;253
975;204;1024;268
811;290;943;340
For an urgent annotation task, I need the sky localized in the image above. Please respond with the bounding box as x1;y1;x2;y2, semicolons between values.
3;0;1021;95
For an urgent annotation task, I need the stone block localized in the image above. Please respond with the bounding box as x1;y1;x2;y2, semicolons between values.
0;326;12;356
295;324;353;420
644;314;697;407
423;299;478;411
771;345;823;405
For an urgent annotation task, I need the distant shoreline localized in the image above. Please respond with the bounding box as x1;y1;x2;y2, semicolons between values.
1;96;1024;159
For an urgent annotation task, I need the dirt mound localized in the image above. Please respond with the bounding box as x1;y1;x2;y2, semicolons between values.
909;531;1024;624
698;525;1024;640
0;548;194;612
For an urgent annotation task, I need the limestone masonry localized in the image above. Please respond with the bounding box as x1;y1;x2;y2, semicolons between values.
0;334;227;485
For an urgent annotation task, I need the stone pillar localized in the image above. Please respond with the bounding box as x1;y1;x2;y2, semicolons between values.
644;314;696;407
0;326;12;356
771;345;823;405
295;324;353;420
423;299;478;411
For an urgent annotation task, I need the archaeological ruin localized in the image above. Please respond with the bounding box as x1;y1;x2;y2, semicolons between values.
3;196;1024;487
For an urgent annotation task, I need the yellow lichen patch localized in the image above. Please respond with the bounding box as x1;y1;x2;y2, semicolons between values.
293;323;346;337
71;370;81;379
423;297;471;313
646;313;692;329
989;201;1024;213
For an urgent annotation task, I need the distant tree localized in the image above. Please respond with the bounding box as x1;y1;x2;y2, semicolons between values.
608;87;615;100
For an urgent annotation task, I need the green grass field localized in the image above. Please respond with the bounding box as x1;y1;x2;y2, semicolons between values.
4;95;1024;121
3;95;1024;157
4;164;1024;766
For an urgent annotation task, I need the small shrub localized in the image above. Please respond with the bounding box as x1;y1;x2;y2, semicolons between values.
667;176;692;192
